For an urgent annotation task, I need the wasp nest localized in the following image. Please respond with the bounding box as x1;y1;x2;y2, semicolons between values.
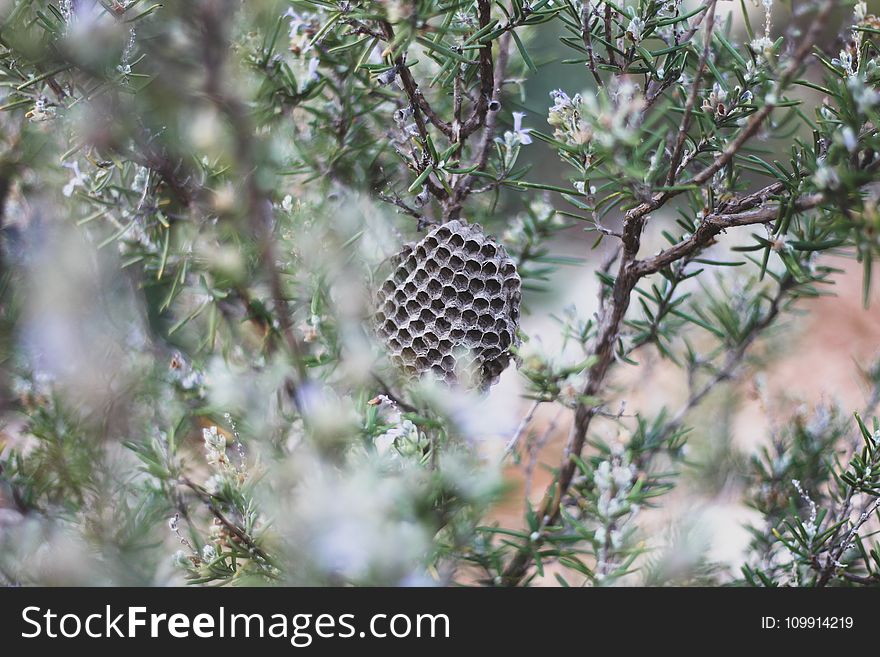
375;219;521;388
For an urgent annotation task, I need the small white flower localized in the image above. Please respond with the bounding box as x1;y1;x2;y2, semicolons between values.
62;160;86;197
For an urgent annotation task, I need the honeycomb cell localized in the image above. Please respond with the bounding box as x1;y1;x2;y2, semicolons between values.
463;239;480;255
468;279;485;294
473;297;489;312
374;219;521;389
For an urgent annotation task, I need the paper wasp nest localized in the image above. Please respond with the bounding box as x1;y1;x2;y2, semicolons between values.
375;220;521;389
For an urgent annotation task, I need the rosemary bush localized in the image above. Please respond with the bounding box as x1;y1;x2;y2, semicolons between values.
1;0;879;587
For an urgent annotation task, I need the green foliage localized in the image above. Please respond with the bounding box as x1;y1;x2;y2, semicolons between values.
0;0;878;587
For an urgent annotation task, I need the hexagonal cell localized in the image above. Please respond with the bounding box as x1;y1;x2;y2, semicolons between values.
430;298;445;313
394;289;407;304
483;331;500;345
411;336;426;352
468;278;485;294
490;297;505;312
452;273;469;291
458;290;474;306
448;232;465;248
482;347;501;360
440;355;456;371
405;299;421;315
439;266;455;283
480;243;497;258
418;307;436;323
409;319;426;334
393;268;408;284
485;278;502;295
462;309;478;324
388;337;402;350
400;347;417;363
494;318;507;331
431;364;446;377
465;329;482;344
424;258;439;275
397;327;412;341
416;356;431;369
473;297;489;312
415;290;430;306
403;255;417;271
426;279;442;297
382;318;396;333
423;235;439;250
447;307;461;321
441;285;457;303
414;270;429;286
503;277;519;291
499;330;512;348
450;328;465;341
381;280;396;296
435;246;451;263
448;254;464;270
395;308;409;323
404;281;418;296
427;348;442;362
435;317;452;333
463;239;480;255
415;245;428;259
423;332;439;348
439;338;453;352
465;258;481;275
481;261;498;276
478;314;494;330
501;262;516;277
434;225;451;241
